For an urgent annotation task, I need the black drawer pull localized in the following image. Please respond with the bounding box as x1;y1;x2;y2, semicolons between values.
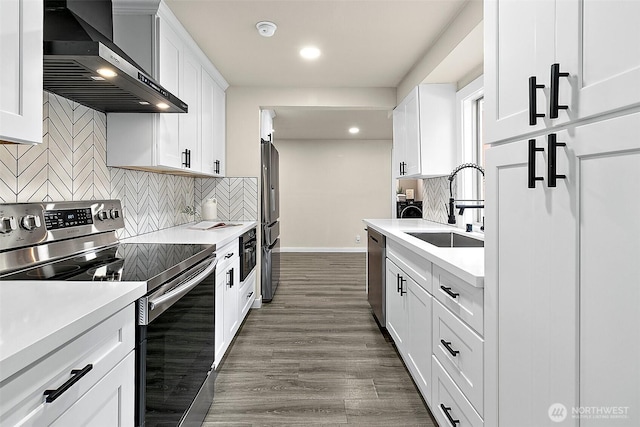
528;139;544;188
44;364;93;403
547;133;567;187
550;63;569;119
397;273;402;293
440;286;459;299
441;339;460;357
528;76;545;125
400;277;407;296
247;291;254;299
440;404;461;426
224;253;234;259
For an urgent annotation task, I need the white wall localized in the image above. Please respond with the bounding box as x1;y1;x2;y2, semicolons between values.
275;139;392;251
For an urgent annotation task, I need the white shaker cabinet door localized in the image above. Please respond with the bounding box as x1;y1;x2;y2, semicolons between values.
484;0;555;143
385;259;407;352
202;70;225;177
0;0;42;144
575;112;640;427
51;352;135;427
156;17;182;169
484;134;578;427
402;87;421;177
555;0;640;125
406;280;432;406
179;49;201;171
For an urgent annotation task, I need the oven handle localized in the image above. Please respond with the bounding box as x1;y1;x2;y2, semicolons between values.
149;257;218;311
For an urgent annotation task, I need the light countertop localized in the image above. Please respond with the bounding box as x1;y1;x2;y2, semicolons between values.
0;280;145;382
122;221;258;247
363;219;484;287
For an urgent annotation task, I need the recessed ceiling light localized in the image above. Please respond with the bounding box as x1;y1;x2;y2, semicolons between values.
96;68;117;78
300;47;321;60
139;101;150;105
91;76;106;81
349;127;360;134
157;102;170;110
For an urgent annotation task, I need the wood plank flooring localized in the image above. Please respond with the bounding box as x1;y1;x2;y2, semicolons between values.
203;252;436;426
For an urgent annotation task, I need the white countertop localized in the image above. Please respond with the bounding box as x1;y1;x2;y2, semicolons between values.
363;219;484;287
0;280;145;382
122;221;258;247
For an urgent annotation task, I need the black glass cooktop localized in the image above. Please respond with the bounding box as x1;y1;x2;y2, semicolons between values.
3;243;214;287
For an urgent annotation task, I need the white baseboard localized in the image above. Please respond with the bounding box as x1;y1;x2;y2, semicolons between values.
280;247;366;253
251;298;262;309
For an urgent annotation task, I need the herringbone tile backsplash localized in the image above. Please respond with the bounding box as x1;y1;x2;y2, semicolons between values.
0;92;258;239
421;176;455;224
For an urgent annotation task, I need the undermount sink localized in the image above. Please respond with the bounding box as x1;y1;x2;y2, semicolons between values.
406;232;484;248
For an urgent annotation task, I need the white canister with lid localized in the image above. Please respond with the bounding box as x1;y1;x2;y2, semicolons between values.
202;198;218;221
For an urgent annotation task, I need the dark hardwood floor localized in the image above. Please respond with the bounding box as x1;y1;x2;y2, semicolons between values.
203;252;436;426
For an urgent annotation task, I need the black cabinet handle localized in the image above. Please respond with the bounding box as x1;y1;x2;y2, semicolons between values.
441;339;460;357
397;273;402;293
440;286;459;299
225;253;234;259
370;235;378;243
547;133;567;187
44;364;93;403
528;139;544;188
528;76;545;125
214;160;220;174
247;291;254;299
400;276;407;296
226;268;234;287
182;149;192;168
550;63;569;119
440;404;460;426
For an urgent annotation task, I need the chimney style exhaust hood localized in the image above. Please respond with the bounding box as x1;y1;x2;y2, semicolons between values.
43;0;187;113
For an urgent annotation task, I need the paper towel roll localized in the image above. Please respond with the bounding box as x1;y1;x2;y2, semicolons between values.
202;198;218;220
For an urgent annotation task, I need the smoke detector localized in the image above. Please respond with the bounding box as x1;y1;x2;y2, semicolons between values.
256;21;277;37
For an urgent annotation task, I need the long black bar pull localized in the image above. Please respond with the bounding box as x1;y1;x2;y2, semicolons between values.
440;404;461;426
44;364;93;403
528;139;544;188
528;76;545;125
550;63;569;118
547;133;567;187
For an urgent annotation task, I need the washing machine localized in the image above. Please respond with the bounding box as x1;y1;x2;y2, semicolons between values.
397;200;423;218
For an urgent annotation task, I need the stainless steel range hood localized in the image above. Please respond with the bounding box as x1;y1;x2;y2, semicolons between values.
43;0;187;113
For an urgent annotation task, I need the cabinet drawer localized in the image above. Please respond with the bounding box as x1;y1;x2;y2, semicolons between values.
387;239;432;293
0;305;135;426
238;270;256;322
433;299;483;416
216;239;239;270
433;265;483;334
432;356;483;427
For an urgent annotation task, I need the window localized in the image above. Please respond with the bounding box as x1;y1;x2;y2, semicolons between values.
456;76;484;227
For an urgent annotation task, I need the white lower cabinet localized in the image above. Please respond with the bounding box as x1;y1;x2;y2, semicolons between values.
0;305;135;427
383;236;485;426
51;352;134;426
385;250;433;407
432;356;483;427
214;238;255;368
432;299;483;416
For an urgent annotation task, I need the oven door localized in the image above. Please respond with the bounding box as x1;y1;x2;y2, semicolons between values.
136;256;217;427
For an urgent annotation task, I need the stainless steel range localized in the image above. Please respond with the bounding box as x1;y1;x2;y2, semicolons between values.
0;200;217;427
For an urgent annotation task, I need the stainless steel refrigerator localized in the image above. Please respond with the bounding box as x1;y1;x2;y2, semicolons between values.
261;138;280;302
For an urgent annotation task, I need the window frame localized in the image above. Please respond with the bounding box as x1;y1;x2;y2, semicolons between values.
455;75;485;229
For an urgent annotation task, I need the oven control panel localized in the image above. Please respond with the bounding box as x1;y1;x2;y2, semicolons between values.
44;208;94;230
0;200;124;252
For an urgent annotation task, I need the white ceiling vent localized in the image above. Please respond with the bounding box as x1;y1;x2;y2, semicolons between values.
256;21;277;37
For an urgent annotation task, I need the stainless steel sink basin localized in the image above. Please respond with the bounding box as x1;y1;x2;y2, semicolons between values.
406;232;484;248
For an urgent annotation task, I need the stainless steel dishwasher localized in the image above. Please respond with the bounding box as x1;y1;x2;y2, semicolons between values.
367;228;386;327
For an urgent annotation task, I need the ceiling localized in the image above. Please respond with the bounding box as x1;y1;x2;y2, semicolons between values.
164;0;476;140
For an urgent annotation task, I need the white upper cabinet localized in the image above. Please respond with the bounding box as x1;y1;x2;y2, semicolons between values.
0;0;43;145
201;69;225;176
485;0;640;144
108;1;228;176
393;84;456;178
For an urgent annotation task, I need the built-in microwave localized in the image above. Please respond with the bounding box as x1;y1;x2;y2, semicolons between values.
239;227;257;282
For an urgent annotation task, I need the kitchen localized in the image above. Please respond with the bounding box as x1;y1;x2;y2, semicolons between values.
1;0;639;426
